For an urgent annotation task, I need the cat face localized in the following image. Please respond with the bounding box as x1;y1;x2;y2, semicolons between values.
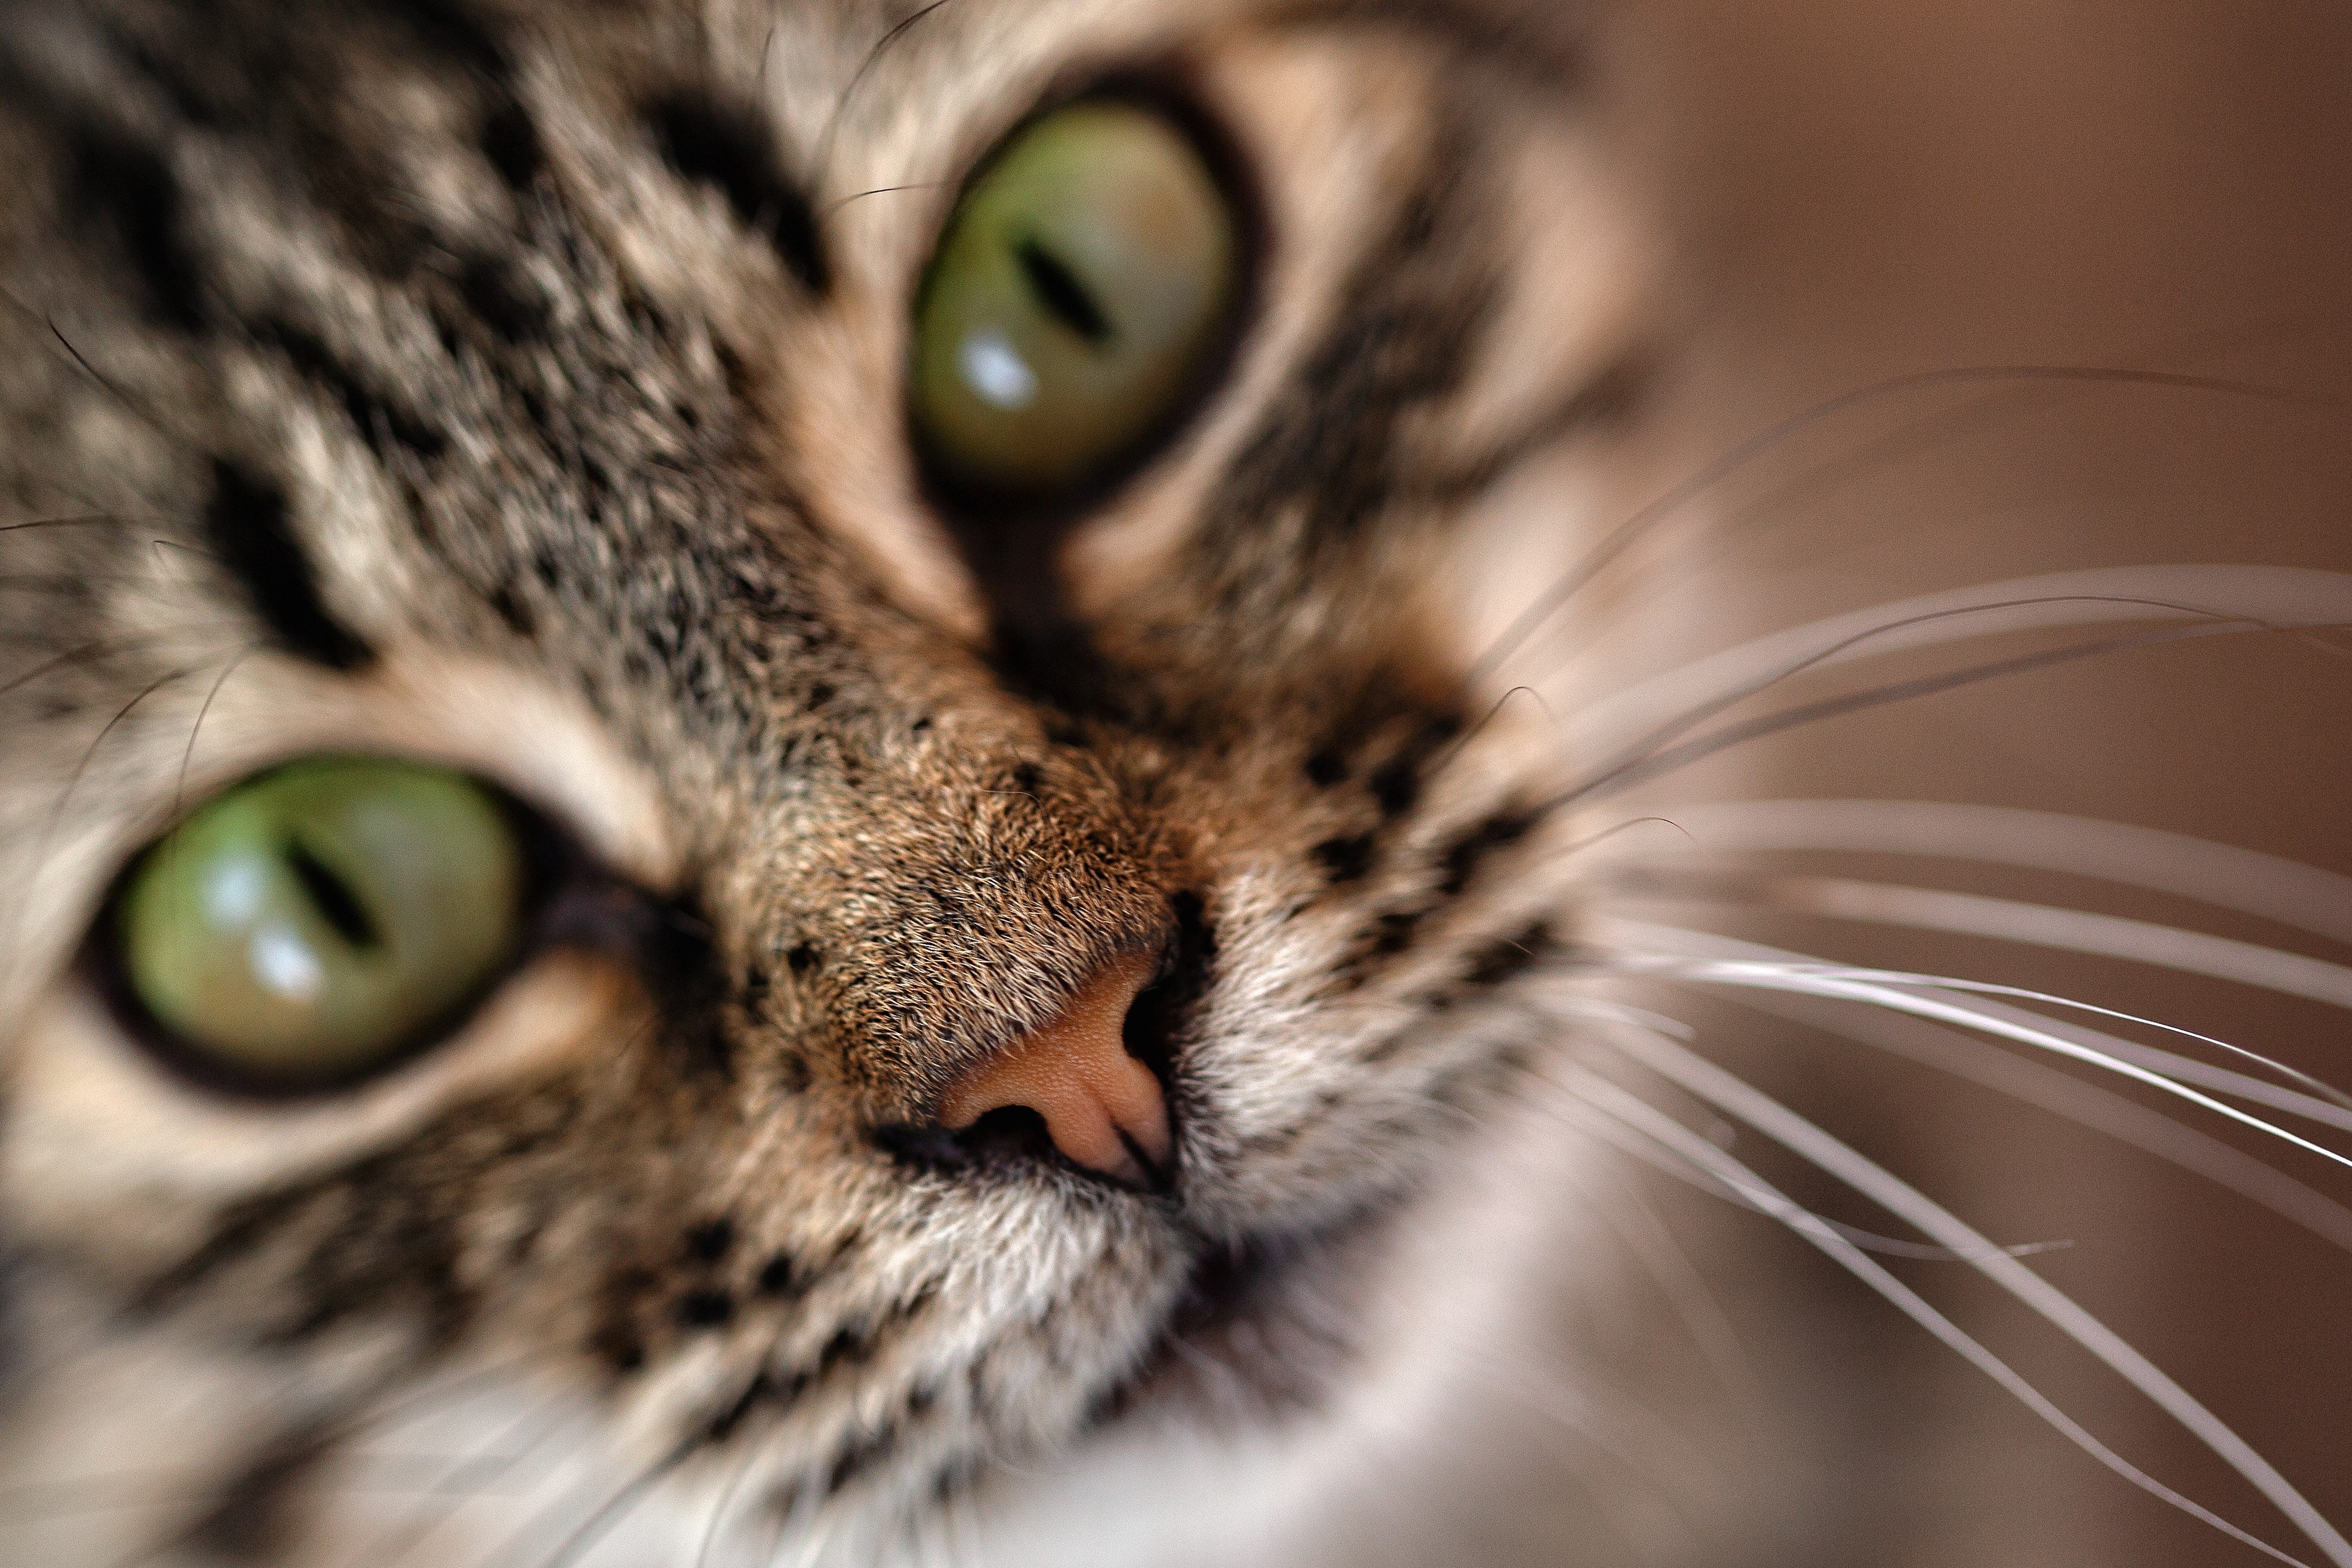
0;0;1642;1552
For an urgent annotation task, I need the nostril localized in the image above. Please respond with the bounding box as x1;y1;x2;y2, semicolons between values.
1122;891;1213;1088
932;948;1173;1189
874;1105;1067;1178
954;1105;1061;1166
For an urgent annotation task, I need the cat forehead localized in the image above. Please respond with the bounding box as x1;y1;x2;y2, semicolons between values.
0;0;1642;821
498;0;1640;652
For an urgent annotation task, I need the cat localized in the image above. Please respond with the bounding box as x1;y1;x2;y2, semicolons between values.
1;2;2347;1565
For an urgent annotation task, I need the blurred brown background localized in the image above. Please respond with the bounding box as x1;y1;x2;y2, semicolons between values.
1594;2;2351;1563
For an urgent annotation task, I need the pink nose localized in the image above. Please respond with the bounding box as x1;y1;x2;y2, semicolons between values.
937;951;1172;1188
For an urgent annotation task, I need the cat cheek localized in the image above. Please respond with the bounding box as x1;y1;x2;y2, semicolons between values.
0;955;636;1278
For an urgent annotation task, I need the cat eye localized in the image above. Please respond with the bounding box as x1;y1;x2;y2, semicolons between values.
99;757;531;1092
909;94;1244;500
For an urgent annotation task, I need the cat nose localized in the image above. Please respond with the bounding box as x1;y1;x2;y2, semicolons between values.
937;951;1172;1189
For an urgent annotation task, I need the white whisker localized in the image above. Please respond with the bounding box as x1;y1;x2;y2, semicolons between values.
1593;1175;1765;1410
1541;1019;2074;1263
1587;918;2352;1163
1612;874;2352;1015
1693;986;2352;1254
1584;798;2352;947
1568;566;2352;758
1550;1038;2348;1568
1604;875;2352;1121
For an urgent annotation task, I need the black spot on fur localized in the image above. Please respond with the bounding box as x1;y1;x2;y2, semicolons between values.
485;580;536;638
701;1372;773;1443
739;960;775;1014
757;1252;800;1296
1436;806;1536;897
1313;832;1376;883
649;94;827;292
456;253;550;341
811;1324;872;1378
1304;749;1348;788
63;126;206;330
785;942;821;975
593;1327;645;1374
928;1456;980;1510
686;1218;736;1263
677;1289;736;1329
200;460;374;671
1369;909;1418;957
823;1424;899;1496
375;0;514;78
1367;755;1420;818
257;320;450;461
1460;920;1554;991
479;100;544;188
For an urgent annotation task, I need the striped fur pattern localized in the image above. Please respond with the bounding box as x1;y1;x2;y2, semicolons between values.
0;1;1652;1561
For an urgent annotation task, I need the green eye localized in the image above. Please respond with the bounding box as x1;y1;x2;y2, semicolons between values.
911;96;1243;498
107;758;528;1090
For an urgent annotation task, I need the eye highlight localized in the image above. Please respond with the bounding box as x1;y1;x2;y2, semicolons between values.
101;757;529;1092
909;95;1244;500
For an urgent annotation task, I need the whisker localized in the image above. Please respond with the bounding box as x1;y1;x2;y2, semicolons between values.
1545;1063;2331;1568
1613;867;2352;1030
1688;986;2352;1254
1428;684;1555;778
1554;616;2349;809
4;657;208;954
0;572;191;602
1470;363;2343;684
353;1394;582;1568
1531;815;1695;869
1707;311;2329;564
1538;1013;2068;1263
19;305;199;459
173;644;263;815
811;0;957;191
1593;1173;1766;1411
1570;565;2352;757
822;181;954;219
1586;919;2352;1163
1574;797;2352;947
693;1433;765;1568
0;637;158;702
0;514;127;538
523;1439;696;1568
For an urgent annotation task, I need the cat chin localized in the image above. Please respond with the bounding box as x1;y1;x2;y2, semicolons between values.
1090;1046;1565;1435
1109;1200;1405;1429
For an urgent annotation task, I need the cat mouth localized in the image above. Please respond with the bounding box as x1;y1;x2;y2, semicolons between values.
1101;1197;1406;1425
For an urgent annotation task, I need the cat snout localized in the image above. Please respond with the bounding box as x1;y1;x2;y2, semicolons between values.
935;950;1172;1189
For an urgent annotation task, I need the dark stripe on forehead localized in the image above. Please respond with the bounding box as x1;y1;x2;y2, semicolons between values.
650;92;830;294
1194;110;1499;581
201;459;375;672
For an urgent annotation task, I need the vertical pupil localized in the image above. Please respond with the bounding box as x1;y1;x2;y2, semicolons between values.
1015;237;1114;346
283;836;381;951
